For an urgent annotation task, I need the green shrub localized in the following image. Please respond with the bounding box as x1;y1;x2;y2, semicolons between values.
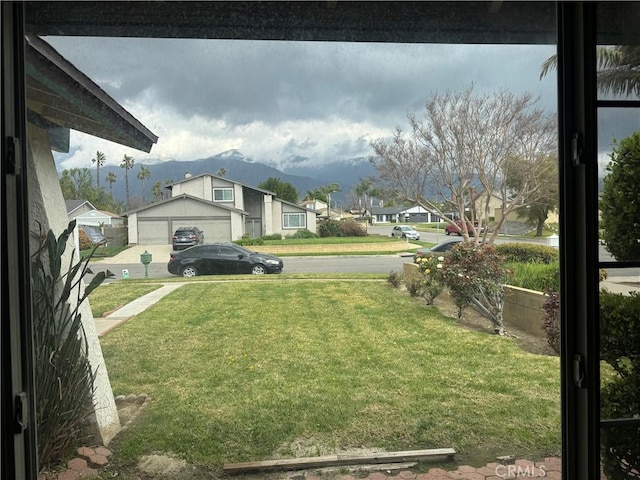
387;271;402;288
438;243;511;334
32;221;108;468
318;219;342;237
599;291;640;479
413;254;445;305
234;238;264;247
496;242;558;264
600;131;640;261
542;289;560;354
261;233;283;241
405;277;422;297
287;229;318;239
339;219;367;237
507;262;560;292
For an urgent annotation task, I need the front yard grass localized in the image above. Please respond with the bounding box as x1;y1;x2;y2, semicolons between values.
89;283;163;317
99;279;560;471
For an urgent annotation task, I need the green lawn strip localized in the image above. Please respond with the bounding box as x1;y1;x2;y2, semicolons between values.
80;245;129;260
100;281;560;468
262;236;398;245
89;283;163;317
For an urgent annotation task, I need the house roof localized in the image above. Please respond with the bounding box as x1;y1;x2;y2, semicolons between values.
371;206;404;215
75;209;123;219
170;172;276;196
65;199;96;215
121;193;247;216
25;35;158;153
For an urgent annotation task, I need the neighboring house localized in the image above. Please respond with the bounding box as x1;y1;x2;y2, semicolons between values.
371;205;441;223
73;209;124;227
124;173;316;245
65;199;97;221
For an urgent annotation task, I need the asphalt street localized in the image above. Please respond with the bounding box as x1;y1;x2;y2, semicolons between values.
85;226;639;282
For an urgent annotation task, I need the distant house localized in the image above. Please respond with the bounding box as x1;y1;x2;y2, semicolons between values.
65;199;97;220
124;173;317;245
75;209;124;227
371;205;440;223
65;200;124;227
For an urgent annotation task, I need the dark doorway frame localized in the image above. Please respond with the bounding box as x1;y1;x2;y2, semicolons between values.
3;2;628;478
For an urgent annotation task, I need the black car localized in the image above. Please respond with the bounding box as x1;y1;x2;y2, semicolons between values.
167;243;284;277
172;226;204;250
414;239;463;259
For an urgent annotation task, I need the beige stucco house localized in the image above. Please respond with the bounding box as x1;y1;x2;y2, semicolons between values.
125;173;317;244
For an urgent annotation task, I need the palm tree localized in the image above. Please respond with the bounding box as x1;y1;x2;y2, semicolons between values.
105;171;117;199
541;45;640;97
92;151;106;188
120;154;135;209
151;181;163;201
137;165;151;204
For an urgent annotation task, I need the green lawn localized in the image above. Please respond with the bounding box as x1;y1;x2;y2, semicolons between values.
99;279;560;470
89;283;163;317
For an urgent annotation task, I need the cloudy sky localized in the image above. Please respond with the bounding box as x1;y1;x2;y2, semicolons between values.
45;36;559;171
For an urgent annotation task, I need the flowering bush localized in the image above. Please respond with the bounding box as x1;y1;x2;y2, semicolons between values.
438;242;511;334
413;254;445;305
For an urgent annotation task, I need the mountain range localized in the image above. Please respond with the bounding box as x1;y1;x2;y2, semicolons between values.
64;150;379;207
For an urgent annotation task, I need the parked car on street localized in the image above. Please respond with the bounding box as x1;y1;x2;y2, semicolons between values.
444;220;485;236
167;243;284;277
172;226;204;250
391;225;421;240
414;239;463;259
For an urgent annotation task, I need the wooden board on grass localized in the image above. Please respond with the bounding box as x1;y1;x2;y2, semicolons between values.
223;448;456;474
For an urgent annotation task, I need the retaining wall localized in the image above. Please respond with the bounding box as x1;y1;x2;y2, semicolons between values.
402;262;546;337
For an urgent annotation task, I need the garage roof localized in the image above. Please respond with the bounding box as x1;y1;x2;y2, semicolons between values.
122;193;247;216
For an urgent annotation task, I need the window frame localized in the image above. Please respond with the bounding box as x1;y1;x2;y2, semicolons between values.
213;188;233;202
6;2;622;479
282;212;306;229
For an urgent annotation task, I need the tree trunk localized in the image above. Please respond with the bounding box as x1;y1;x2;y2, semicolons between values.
536;218;545;237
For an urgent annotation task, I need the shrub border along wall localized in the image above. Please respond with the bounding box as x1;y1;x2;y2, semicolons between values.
403;263;546;337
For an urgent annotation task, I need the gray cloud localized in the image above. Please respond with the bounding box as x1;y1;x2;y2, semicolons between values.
44;36;557;168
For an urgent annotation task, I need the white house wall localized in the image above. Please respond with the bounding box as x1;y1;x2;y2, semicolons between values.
68;203;95;219
128;212;139;243
74;210;115;226
172;175;213;201
27;125;121;445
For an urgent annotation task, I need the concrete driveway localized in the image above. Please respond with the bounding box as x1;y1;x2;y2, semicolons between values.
105;244;173;264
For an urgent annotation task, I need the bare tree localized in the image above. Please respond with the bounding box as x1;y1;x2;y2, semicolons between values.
370;84;556;244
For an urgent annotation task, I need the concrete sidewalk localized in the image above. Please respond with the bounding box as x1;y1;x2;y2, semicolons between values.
94;283;185;335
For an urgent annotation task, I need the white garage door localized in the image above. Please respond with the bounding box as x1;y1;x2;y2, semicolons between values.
138;220;170;245
169;219;231;243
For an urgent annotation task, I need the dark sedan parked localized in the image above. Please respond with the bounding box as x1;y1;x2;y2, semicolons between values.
167;243;284;277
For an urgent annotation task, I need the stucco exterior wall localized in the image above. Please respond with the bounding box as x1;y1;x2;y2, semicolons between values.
128;212;139;244
172;176;212;200
27;125;121;445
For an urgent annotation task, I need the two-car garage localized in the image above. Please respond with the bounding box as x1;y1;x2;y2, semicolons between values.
126;194;245;245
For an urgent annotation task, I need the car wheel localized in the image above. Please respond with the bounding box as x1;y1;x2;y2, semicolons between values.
251;264;267;275
401;234;406;239
445;230;451;235
181;266;198;277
